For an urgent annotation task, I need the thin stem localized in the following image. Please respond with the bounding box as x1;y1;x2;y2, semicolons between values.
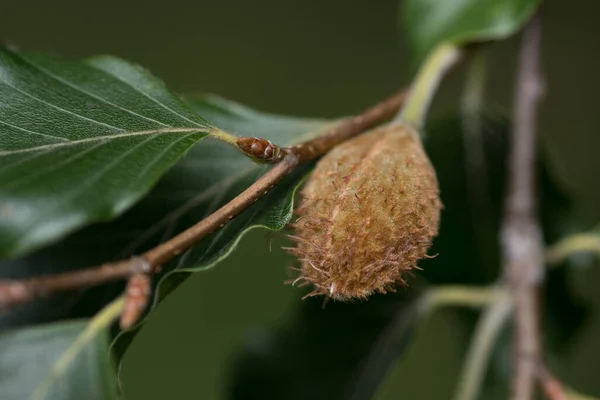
501;14;544;400
0;89;408;311
209;128;239;146
546;233;600;265
419;285;509;315
289;90;408;163
452;297;513;400
397;42;461;128
143;153;299;267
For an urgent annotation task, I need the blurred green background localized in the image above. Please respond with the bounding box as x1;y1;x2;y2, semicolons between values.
2;0;600;399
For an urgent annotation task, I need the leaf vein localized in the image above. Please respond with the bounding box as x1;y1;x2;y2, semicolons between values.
88;62;206;129
0;127;209;156
1;140;109;192
16;52;172;129
0;80;123;132
7;135;162;249
0;119;70;143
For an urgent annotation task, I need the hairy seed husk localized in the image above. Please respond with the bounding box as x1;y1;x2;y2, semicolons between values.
289;122;441;300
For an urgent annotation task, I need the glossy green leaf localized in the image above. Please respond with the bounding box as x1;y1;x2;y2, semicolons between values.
0;298;121;400
401;0;542;65
0;46;217;259
110;94;327;365
0;94;328;361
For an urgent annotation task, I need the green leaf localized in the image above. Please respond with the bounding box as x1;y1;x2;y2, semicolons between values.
0;297;122;400
401;0;542;65
111;95;327;366
0;93;328;354
0;46;218;259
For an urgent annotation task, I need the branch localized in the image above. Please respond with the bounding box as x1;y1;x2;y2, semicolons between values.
0;89;408;311
288;89;408;163
501;14;545;400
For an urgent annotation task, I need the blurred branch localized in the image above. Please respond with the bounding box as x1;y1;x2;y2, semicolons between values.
501;14;545;400
453;297;513;400
0;89;409;321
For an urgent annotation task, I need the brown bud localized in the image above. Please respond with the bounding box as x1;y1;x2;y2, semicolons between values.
287;123;441;301
120;273;151;330
236;137;283;163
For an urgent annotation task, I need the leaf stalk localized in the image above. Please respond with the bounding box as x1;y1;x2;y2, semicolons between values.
397;42;461;128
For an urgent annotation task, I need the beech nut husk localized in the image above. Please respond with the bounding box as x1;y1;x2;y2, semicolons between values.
287;122;441;300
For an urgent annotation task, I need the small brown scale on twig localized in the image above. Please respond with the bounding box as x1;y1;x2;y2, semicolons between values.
287;122;441;300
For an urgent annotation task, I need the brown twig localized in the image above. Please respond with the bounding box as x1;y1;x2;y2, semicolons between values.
0;89;408;311
501;14;545;400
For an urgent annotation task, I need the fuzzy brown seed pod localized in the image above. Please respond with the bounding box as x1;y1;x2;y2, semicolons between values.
288;122;441;301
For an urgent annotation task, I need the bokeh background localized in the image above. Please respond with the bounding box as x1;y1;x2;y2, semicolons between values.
2;0;600;399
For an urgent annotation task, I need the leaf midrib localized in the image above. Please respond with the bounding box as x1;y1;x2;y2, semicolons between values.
0;127;210;156
0;47;213;159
